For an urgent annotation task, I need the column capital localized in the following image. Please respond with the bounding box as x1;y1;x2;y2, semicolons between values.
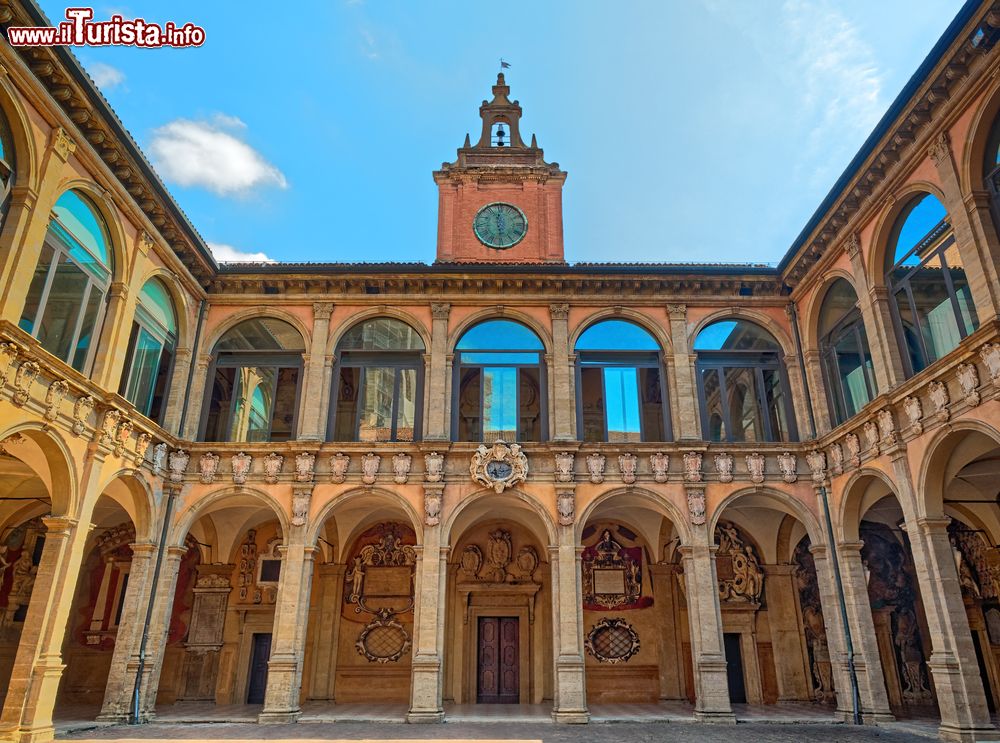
666;303;687;320
108;282;129;301
312;302;334;321
915;516;952;532
837;540;865;553
927;130;952;166
431;302;451;320
549;303;569;320
41;515;77;535
129;542;159;557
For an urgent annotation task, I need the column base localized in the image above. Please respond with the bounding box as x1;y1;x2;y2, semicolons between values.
257;710;301;724
694;710;736;724
936;723;998;743
12;726;55;743
863;711;896;723
551;710;590;724
406;710;445;723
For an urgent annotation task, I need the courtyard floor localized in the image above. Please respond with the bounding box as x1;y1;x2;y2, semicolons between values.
55;719;958;743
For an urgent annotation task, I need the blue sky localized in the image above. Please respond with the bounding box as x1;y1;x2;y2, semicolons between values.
37;0;964;265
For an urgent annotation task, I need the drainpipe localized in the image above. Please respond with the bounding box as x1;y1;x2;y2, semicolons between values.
177;299;207;438
130;486;176;724
787;301;862;725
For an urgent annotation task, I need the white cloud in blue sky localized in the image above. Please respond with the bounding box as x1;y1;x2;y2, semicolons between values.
84;61;125;90
208;242;275;263
149;115;288;197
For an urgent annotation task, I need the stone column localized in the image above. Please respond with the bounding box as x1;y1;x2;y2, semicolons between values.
802;349;832;434
836;541;894;721
667;304;700;440
549;507;588;722
929;133;999;317
260;495;316;724
809;543;859;721
649;563;683;699
408;485;447;722
425;303;451;441
0;128;76;324
549;303;574;441
963;188;1000;315
160;347;192;436
844;235;898;393
97;542;158;721
764;564;810;701
137;544;186;716
181;353;213;440
907;516;994;740
680;502;734;722
90;281;135;387
0;515;89;742
307;564;345;700
299;303;334;440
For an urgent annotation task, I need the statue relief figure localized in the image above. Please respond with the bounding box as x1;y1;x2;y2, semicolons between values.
346;556;365;603
480;529;512;582
9;550;35;598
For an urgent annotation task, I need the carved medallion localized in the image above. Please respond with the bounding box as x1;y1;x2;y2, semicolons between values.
585;618;640;664
470;440;528;493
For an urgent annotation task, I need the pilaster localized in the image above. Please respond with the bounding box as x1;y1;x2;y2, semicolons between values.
667;305;700;439
549;303;575;441
408;496;447;722
299;303;333;440
549;521;588;723
425;303;450;441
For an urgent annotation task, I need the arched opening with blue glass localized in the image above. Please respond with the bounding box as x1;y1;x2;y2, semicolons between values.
453;319;545;442
0;106;15;223
329;317;425;442
18;189;112;372
200;318;305;442
695;319;796;443
819;279;877;427
885;192;978;374
120;278;177;423
574;319;671;442
983;108;1000;234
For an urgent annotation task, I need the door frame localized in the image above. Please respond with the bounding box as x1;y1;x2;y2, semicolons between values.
465;606;531;704
231;609;276;705
246;632;272;704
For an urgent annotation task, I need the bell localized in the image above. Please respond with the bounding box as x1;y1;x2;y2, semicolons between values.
495;124;506;146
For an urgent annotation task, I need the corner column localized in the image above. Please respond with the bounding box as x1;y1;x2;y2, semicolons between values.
550;486;588;722
408;482;447;722
680;496;734;722
260;489;316;723
425;303;451;441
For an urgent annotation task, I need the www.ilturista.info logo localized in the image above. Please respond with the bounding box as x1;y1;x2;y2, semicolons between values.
7;7;205;48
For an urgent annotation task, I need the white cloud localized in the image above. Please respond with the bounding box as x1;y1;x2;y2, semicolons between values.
360;29;379;59
87;61;125;90
208;242;275;263
149;117;288;196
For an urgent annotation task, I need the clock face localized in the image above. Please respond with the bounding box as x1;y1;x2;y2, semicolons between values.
473;202;528;249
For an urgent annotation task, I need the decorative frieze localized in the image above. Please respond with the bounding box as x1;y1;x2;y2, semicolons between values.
423;485;442;526
557;488;575;526
232;452;252;485
424;452;444;483
72;395;95;436
168;449;190;483
458;528;538;585
714;452;734;483
263;452;284;484
291;488;311;528
0;342;17;387
100;408;120;446
902;396;923;436
777;451;797;483
362;452;381;485
745;452;765;484
135;432;152;465
844;433;861;468
114;419;133;457
686;486;706;526
43;379;68;421
12;360;39;407
295;451;316;483
199;453;220;484
806;450;826;484
330;452;350;483
980;342;1000;384
392;452;411;484
152;442;168;476
877;408;897;449
649;452;669;483
828;442;843;476
956;362;981;407
554;451;574;483
618;453;637;485
586;452;606;484
929;380;950;421
683;451;703;483
862;420;880;456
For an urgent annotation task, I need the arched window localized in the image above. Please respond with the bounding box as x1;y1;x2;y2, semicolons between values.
121;278;177;422
330;318;424;442
886;192;978;373
454;319;545;442
819;280;877;426
575;319;670;442
694;319;796;443
18;190;112;372
983;109;1000;231
0;106;16;221
200;318;305;442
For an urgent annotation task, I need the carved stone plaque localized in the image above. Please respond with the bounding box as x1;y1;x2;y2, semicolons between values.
594;568;626;595
362;566;412;597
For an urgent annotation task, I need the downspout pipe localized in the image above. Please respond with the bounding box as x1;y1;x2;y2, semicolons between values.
787;301;862;725
130;487;176;725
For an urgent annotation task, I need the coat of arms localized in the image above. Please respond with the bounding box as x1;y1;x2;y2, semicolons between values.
470;440;528;493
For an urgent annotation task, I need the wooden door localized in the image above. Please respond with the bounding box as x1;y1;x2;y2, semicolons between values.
724;632;746;704
246;632;272;704
477;617;519;703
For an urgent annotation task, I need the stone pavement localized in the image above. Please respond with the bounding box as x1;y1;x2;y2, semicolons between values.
57;721;947;743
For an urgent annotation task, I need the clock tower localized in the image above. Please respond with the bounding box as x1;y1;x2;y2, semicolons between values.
434;73;567;263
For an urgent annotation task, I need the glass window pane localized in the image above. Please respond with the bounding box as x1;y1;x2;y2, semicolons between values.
230;367;277;442
700;368;725;442
890;193;947;267
138;278;177;335
818;279;860;339
694;320;780;351
893;287;926;373
204;367;236;441
269;367;298;442
518;367;542;441
358;367;396;442
148;343;173;423
456;320;543;350
397;367;417;442
639;366;666;441
576;320;659;351
580;367;604;442
604;367;641;443
216;318;305;352
483;367;517;442
71;284;102;371
125;325;163;416
52;190;110;266
338;318;424;351
333;367;360;441
908;264;961;362
941;242;979;337
460;351;539;365
762;368;792;442
36;252;88;362
831;331;871;419
457;367;482;441
18;244;53;335
724;367;763;442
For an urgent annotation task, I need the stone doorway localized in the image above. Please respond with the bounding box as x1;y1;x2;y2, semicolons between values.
476;617;519;703
724;632;747;703
246;632;271;704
